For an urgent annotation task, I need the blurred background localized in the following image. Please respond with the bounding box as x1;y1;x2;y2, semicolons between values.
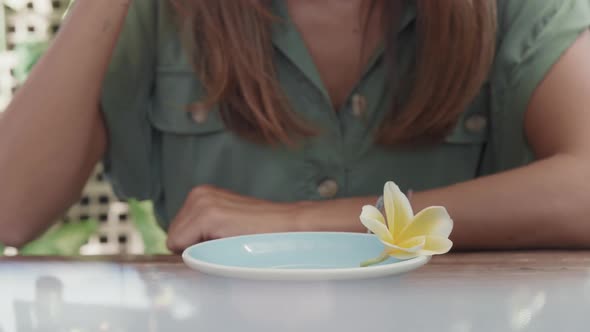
0;0;168;257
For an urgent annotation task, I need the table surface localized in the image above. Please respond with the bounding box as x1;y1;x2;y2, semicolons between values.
1;251;589;332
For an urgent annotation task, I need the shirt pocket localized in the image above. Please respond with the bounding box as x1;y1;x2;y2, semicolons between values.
444;113;489;145
148;66;226;135
438;90;491;181
348;113;490;197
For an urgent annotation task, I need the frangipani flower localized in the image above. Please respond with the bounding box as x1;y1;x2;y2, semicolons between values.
360;181;453;267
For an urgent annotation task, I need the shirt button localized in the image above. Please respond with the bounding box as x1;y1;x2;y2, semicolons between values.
317;179;339;198
189;102;208;124
464;114;488;134
351;94;367;118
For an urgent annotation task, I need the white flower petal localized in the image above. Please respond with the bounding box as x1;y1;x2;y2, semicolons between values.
360;216;393;242
399;206;453;241
380;236;425;253
360;205;386;225
417;236;453;256
383;183;396;236
383;181;414;237
386;249;421;260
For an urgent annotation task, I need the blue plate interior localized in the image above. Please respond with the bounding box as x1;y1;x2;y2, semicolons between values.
184;232;400;269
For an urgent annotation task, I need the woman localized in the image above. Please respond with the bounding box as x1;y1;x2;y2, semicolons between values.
1;0;590;253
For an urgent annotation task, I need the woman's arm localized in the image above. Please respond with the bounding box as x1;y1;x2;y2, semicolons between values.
166;31;590;253
0;1;132;247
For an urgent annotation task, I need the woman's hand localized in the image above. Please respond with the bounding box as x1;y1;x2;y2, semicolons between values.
166;185;377;253
166;186;306;252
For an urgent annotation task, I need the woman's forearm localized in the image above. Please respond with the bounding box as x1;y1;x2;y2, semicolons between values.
418;154;590;249
296;154;590;250
0;1;132;247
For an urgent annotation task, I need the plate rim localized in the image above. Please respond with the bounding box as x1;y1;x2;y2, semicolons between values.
181;232;431;281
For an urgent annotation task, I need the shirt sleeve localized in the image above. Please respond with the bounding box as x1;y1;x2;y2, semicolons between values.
100;0;159;201
490;0;590;171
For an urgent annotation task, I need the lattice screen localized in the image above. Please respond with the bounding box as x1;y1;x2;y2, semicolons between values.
1;0;144;255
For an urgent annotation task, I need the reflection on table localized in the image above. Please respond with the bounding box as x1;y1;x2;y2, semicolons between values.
1;252;590;332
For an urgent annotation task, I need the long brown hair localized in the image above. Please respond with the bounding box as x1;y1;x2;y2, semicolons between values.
173;0;497;146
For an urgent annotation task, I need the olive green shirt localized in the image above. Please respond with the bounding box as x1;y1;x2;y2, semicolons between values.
101;0;590;229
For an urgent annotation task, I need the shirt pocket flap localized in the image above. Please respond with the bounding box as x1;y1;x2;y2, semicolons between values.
444;112;489;145
148;67;225;135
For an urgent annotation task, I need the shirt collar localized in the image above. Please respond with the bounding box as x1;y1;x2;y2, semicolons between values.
269;0;416;102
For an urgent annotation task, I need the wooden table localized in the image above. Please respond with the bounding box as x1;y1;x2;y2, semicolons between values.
1;251;589;331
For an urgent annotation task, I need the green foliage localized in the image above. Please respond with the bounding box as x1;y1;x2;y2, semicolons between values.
128;199;170;255
19;220;99;256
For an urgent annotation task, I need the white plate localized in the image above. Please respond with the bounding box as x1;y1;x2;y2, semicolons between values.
182;232;430;281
